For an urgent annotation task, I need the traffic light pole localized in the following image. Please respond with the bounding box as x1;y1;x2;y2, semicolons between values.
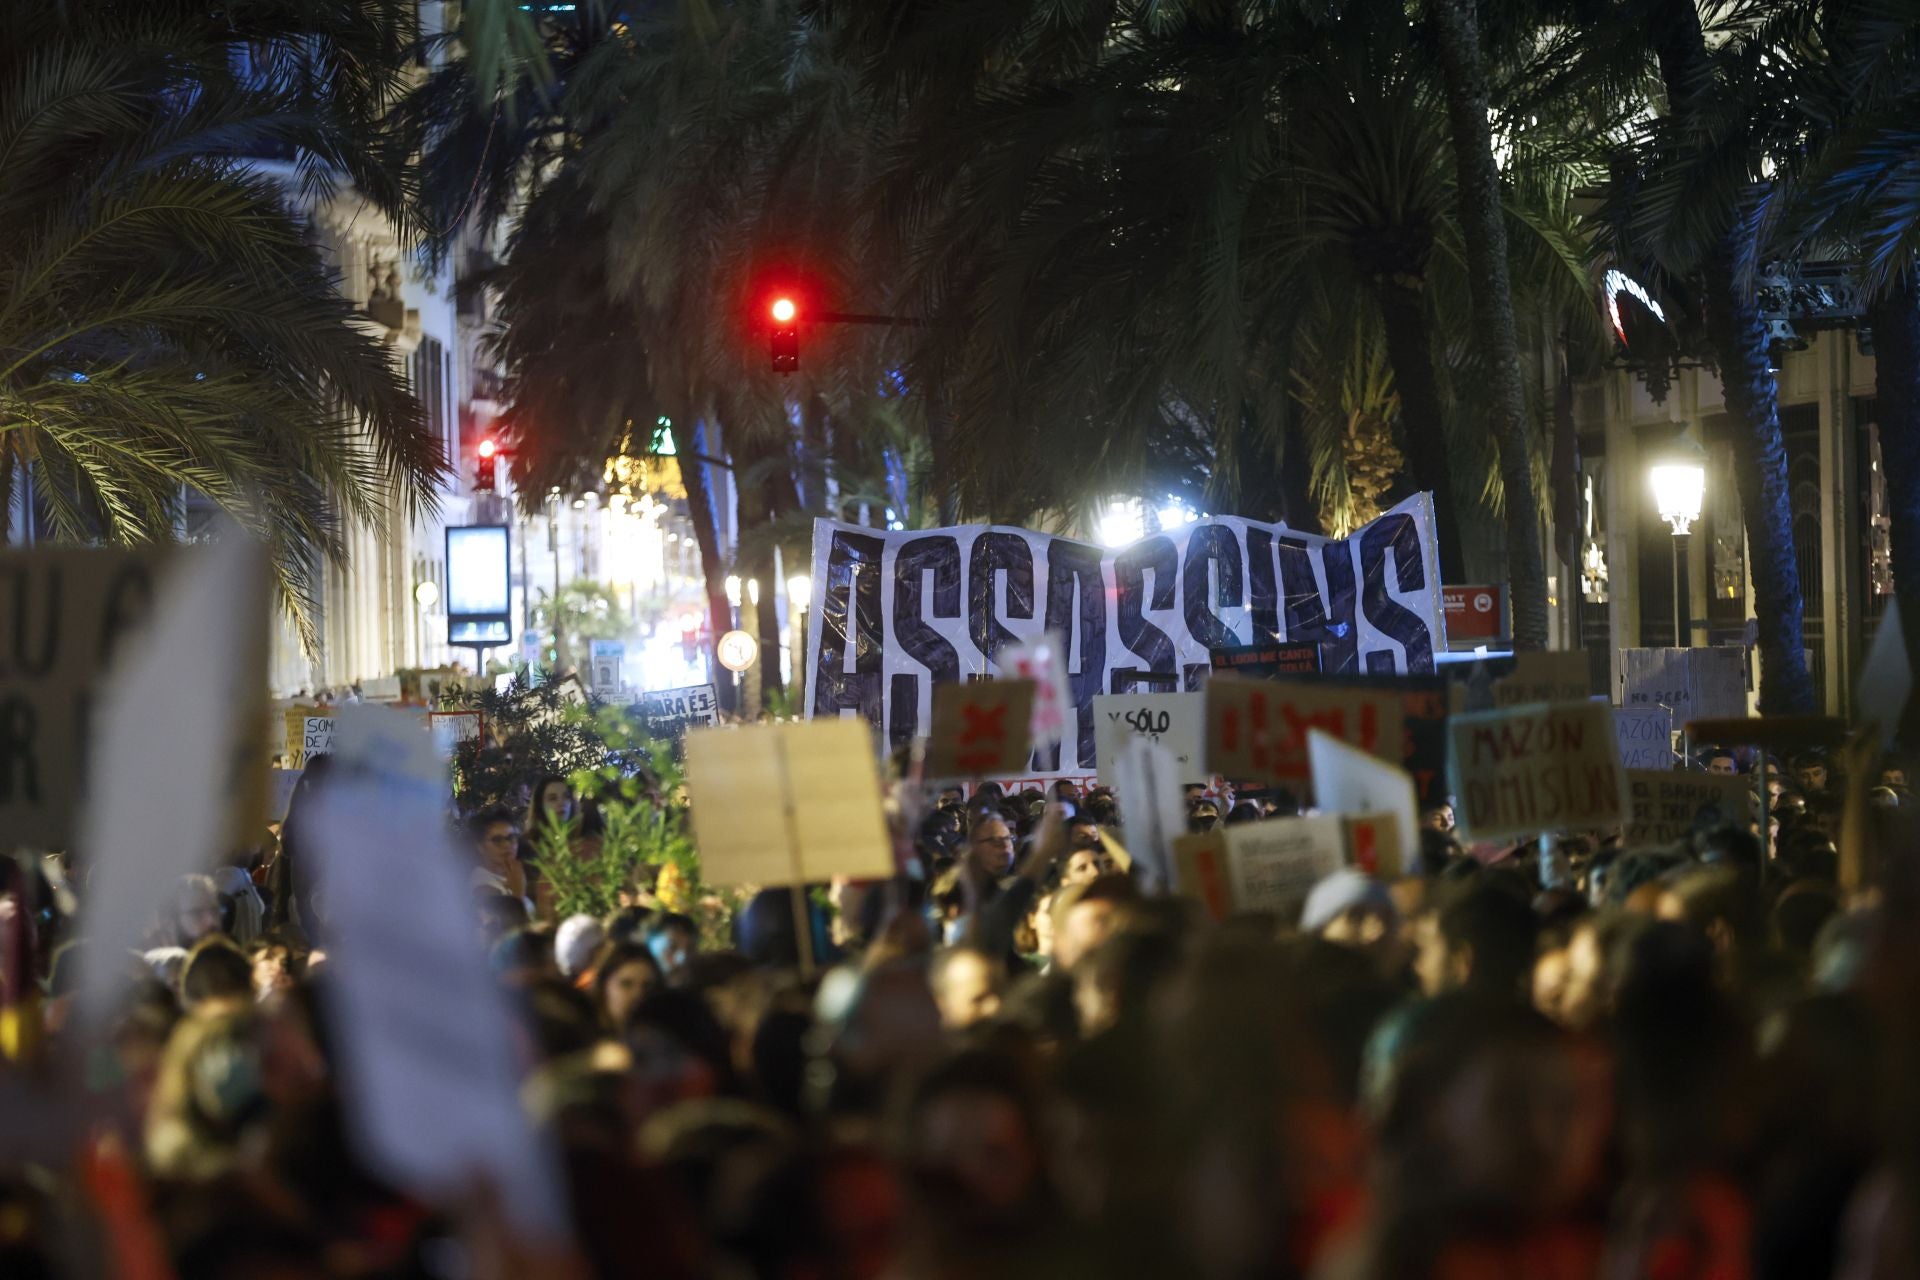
814;311;931;328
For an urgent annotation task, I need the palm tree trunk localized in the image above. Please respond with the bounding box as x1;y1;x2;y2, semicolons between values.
675;419;739;714
1644;0;1814;712
1427;0;1549;651
1699;249;1816;713
1868;274;1920;719
1374;276;1466;579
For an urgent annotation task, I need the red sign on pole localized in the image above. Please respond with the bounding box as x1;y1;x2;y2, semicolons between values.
1443;584;1505;641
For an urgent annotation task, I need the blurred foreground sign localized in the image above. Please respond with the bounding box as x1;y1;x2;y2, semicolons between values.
1623;769;1754;845
1175;814;1348;922
1204;675;1402;795
1448;701;1627;840
310;706;567;1241
684;719;893;887
0;547;163;849
923;680;1035;780
1309;729;1416;878
74;538;266;1027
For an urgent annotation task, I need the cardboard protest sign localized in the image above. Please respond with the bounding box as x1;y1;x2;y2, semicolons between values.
923;680;1036;780
805;494;1447;775
308;706;567;1241
1108;735;1184;891
1267;672;1449;806
1093;692;1204;786
1343;814;1405;880
302;716;336;759
74;537;267;1028
638;683;720;730
427;710;483;759
1223;814;1351;921
1450;650;1593;713
1210;642;1322;678
1448;700;1628;840
0;547;165;850
684;719;894;888
1618;647;1747;719
1623;769;1756;844
1614;707;1675;769
1002;633;1075;755
1309;729;1416;879
1205;675;1402;795
1173;832;1233;919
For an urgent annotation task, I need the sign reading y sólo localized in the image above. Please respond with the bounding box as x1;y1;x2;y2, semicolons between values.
804;494;1446;777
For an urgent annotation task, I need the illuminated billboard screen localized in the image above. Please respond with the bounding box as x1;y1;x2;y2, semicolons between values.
446;524;511;646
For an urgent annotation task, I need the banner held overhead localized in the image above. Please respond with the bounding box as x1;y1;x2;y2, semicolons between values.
803;494;1447;777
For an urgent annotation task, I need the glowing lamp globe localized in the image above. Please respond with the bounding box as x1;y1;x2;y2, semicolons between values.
770;296;797;324
1649;461;1705;535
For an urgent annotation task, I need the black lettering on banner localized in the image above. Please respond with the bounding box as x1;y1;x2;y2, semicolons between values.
968;532;1034;669
1274;535;1358;674
810;531;887;721
4;563;60;678
1032;538;1106;773
1181;523;1243;652
889;535;962;751
1358;513;1435;673
1247;528;1281;643
1114;536;1177;688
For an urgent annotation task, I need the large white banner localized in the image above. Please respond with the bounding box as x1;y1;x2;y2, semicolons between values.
804;494;1447;776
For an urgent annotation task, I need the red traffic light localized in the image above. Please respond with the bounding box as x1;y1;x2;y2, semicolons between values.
769;296;797;324
477;436;499;460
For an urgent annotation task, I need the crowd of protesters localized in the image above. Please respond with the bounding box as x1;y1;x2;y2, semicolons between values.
4;735;1920;1280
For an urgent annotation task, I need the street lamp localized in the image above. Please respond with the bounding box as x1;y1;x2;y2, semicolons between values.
1650;435;1707;647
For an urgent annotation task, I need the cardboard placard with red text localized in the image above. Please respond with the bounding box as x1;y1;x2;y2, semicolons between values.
1204;675;1403;796
1447;700;1628;840
923;680;1037;780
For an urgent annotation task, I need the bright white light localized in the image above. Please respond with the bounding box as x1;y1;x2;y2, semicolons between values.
1097;499;1146;548
1157;502;1198;529
725;575;742;607
747;578;761;606
1650;463;1705;534
788;574;813;607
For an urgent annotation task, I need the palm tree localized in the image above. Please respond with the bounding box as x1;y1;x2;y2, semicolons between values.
1543;0;1816;712
1428;0;1552;649
1765;0;1920;714
0;2;440;642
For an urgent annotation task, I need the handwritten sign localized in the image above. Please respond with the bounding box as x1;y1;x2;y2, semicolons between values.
1205;675;1402;795
302;716;336;759
1618;647;1747;720
427;710;483;759
924;680;1036;780
638;683;720;730
1093;692;1204;786
1623;769;1755;845
0;547;165;849
1448;700;1627;840
683;719;894;887
1309;729;1416;879
1614;707;1674;769
1227;815;1351;920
